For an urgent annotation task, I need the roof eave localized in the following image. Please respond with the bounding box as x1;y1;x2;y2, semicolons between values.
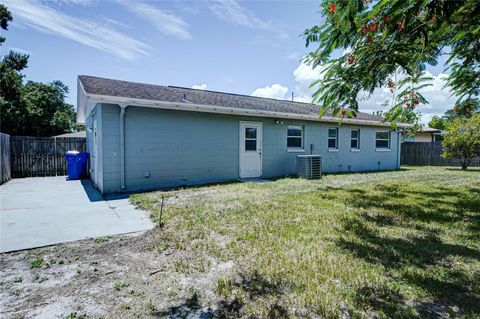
85;93;411;128
76;77;88;124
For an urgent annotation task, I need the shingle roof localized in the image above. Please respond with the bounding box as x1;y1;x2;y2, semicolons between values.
420;127;444;133
79;75;385;122
54;131;86;138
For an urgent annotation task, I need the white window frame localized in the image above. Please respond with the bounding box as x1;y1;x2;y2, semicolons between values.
287;125;304;152
244;126;258;152
351;129;360;151
328;127;339;151
375;130;391;151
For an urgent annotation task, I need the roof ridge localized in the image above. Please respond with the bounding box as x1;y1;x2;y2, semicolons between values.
79;75;169;89
167;85;319;108
78;75;384;119
80;76;317;108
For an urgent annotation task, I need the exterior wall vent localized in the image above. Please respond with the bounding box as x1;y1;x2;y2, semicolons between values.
297;155;322;179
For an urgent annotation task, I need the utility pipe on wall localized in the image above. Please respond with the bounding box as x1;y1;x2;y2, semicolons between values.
119;104;128;189
396;130;402;169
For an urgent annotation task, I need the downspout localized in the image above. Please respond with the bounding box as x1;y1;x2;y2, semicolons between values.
119;104;128;190
396;130;401;169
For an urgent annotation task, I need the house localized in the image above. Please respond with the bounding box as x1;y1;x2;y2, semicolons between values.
76;75;407;194
402;127;446;143
53;131;86;138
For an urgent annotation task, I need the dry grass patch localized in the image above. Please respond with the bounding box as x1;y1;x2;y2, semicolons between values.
131;167;480;318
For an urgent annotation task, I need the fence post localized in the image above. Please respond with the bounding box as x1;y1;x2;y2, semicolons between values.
0;133;11;184
54;137;57;176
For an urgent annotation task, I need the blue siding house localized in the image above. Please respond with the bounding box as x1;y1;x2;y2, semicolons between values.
77;76;406;194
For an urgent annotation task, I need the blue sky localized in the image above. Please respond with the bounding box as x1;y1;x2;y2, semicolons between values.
2;0;455;124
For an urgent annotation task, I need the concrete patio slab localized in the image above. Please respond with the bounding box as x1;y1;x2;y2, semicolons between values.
0;177;154;253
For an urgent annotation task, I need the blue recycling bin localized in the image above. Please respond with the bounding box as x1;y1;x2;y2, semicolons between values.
65;151;89;180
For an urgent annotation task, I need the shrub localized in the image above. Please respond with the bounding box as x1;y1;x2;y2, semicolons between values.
442;114;480;170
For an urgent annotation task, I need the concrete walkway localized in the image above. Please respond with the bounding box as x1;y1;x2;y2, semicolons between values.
0;177;154;253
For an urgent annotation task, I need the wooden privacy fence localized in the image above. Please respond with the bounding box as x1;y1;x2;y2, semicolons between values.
401;142;480;167
0;133;11;184
10;136;86;178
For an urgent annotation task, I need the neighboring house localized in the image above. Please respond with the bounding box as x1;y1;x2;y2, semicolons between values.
53;131;86;138
403;127;446;143
76;76;408;194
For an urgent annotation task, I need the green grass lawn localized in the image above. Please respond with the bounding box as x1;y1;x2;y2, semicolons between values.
131;167;480;318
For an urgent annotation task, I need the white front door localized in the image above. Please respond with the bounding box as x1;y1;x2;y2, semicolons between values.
239;121;262;178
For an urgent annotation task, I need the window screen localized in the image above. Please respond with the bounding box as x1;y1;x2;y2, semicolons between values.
376;131;390;149
287;126;303;149
328;128;338;149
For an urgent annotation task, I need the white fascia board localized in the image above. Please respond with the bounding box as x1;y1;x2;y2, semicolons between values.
85;93;412;128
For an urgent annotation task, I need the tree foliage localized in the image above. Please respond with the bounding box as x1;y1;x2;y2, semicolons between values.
428;98;479;129
0;4;12;45
443;99;480;121
442;114;480;170
0;5;78;136
303;0;480;123
428;115;447;130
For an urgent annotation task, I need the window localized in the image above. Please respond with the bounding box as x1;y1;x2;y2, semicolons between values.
287;126;303;149
244;127;257;151
351;129;360;150
376;131;390;149
433;134;443;142
328;128;338;149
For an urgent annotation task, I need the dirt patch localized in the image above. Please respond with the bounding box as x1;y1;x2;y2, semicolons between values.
0;230;234;319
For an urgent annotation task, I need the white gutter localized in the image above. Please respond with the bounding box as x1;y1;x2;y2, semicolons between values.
119;104;128;189
85;93;412;128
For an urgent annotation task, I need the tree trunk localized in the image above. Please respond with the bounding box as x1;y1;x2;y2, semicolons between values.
460;160;469;170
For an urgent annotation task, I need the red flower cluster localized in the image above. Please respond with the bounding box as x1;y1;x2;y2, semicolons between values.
347;55;355;64
387;80;396;93
382;16;391;23
403;92;420;110
340;109;348;117
360;21;378;36
328;3;336;13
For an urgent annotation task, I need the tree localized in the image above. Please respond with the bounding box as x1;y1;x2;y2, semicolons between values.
0;5;78;136
443;99;480;122
442;114;480;170
0;4;13;45
303;1;480;122
428;98;479;129
428;115;447;130
21;81;77;136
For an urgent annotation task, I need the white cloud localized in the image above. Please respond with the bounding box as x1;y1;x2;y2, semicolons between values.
120;2;191;40
252;62;454;124
358;71;456;124
252;84;288;100
292;62;327;102
49;0;95;6
286;52;300;61
5;0;151;61
192;83;207;90
291;62;454;123
207;0;287;38
250;62;323;102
